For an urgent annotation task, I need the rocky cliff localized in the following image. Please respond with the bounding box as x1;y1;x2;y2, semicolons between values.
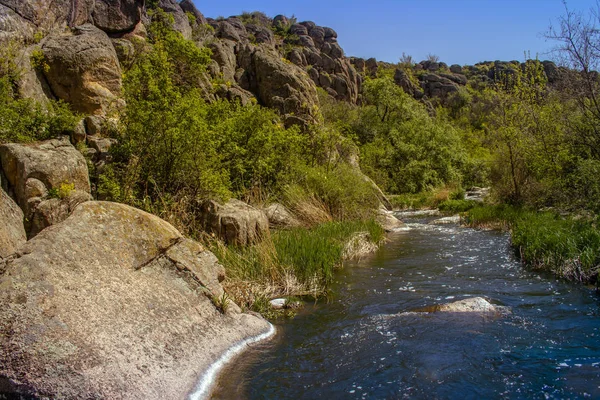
1;0;561;128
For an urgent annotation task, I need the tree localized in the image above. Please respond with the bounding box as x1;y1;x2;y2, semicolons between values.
362;76;413;123
546;1;600;158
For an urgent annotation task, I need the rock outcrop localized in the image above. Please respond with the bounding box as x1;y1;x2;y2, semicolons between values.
199;199;270;246
0;137;91;218
245;45;319;126
42;24;122;115
0;201;271;399
0;188;25;259
0;0;143;36
158;0;192;39
91;0;143;33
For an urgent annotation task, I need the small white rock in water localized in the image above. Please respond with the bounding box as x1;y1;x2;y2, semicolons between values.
431;215;461;225
269;298;287;309
436;297;506;313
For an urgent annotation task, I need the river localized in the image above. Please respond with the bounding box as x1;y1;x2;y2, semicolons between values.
213;212;600;399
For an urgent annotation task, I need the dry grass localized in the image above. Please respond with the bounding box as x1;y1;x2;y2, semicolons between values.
342;232;381;260
282;185;332;227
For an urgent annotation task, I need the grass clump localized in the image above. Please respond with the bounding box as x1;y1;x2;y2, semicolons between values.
465;205;600;283
438;199;478;214
387;187;465;210
210;220;385;316
274;220;385;285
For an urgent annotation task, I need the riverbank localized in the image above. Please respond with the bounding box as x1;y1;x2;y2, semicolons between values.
213;213;600;399
210;219;387;318
465;205;600;285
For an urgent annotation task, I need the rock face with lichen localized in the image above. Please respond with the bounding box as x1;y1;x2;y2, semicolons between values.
0;187;25;259
42;24;122;115
0;201;270;399
0;137;91;222
203;13;361;111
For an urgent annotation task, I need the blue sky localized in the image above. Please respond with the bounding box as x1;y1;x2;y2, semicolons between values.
191;0;597;65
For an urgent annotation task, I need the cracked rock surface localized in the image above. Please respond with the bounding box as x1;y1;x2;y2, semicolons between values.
0;201;270;399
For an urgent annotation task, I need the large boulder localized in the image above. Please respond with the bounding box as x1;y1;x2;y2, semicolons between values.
0;137;91;217
42;24;122;115
0;188;25;259
199;199;270;246
376;206;404;232
0;201;271;399
91;0;142;33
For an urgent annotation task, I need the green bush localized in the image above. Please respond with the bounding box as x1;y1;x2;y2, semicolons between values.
0;77;79;144
387;192;435;210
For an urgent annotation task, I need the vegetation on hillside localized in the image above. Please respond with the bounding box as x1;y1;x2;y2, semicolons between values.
2;3;600;303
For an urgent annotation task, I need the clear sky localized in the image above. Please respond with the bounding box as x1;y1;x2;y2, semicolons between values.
191;0;597;66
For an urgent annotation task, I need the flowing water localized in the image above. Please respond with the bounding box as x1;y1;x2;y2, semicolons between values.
213;213;600;399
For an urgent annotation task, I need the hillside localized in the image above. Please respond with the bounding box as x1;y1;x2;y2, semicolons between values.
1;0;600;398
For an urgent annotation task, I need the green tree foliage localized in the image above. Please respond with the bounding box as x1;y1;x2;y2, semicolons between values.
110;17;304;203
320;77;467;194
105;11;379;228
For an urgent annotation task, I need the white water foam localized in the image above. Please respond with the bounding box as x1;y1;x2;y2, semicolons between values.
188;323;276;400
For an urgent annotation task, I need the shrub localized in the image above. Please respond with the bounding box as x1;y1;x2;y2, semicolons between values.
0;77;79;143
30;48;49;73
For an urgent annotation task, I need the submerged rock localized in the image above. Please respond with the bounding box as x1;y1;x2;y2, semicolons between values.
0;201;271;399
465;187;490;202
430;215;461;225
